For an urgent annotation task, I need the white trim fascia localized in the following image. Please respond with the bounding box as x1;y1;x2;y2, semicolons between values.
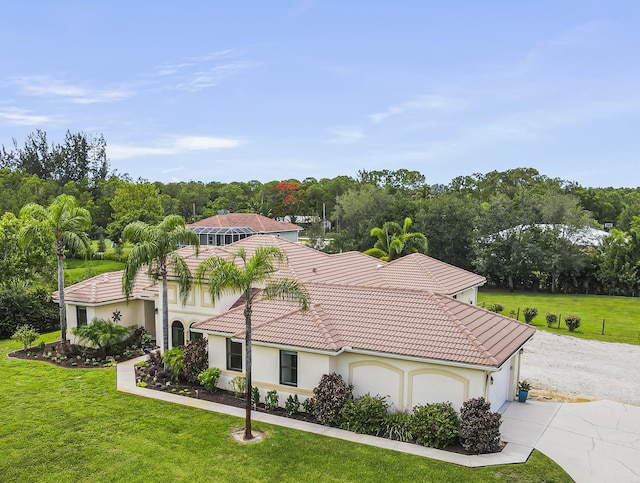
339;347;501;372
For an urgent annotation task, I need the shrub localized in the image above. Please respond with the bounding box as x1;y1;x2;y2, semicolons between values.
486;303;505;314
459;397;501;454
0;288;58;339
523;307;538;324
545;312;558;328
12;324;39;351
309;372;353;426
229;375;246;398
564;314;581;332
264;390;279;411
383;411;414;442
197;367;221;392
71;318;130;356
162;347;185;381
182;338;208;383
285;394;300;416
251;387;260;408
302;397;314;416
411;402;460;448
340;393;388;436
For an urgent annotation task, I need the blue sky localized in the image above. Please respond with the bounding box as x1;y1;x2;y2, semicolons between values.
1;1;639;187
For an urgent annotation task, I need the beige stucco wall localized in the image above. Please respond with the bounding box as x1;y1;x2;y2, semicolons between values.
202;334;508;411
159;281;242;349
65;298;155;345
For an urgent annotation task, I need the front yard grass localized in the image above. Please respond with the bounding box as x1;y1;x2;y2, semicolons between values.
0;333;571;482
479;288;640;345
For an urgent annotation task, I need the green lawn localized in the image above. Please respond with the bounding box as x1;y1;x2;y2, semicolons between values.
63;259;125;286
0;334;571;482
479;288;640;345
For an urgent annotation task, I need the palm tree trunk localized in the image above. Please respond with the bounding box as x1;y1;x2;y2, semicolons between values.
162;274;169;352
57;252;67;341
244;302;253;440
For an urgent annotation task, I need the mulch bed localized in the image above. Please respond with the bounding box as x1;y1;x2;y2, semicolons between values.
8;342;145;368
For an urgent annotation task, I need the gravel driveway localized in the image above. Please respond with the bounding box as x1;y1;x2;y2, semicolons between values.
521;330;640;406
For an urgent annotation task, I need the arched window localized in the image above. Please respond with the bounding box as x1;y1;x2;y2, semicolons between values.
189;323;203;342
171;320;184;347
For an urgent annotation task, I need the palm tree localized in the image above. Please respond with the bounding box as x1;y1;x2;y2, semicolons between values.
364;217;428;261
122;215;199;352
20;194;91;341
196;246;310;440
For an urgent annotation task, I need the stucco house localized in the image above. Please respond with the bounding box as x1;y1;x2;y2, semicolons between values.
58;235;534;412
188;213;303;246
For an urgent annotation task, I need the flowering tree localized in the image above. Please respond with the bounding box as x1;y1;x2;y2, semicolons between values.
275;181;301;219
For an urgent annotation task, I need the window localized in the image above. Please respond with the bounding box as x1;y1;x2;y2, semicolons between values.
280;350;298;386
76;306;87;327
226;339;242;371
171;321;184;347
189;325;203;342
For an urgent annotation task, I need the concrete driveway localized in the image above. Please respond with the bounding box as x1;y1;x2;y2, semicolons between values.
502;399;640;482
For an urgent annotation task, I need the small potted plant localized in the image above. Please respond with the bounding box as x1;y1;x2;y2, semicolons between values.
518;380;531;403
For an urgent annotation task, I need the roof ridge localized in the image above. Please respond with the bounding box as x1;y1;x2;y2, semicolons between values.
303;280;438;297
432;293;499;365
309;303;344;351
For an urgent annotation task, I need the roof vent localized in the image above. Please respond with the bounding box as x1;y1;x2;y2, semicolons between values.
376;264;383;269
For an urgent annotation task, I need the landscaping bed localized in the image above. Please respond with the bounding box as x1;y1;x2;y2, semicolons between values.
9;341;146;368
134;354;502;456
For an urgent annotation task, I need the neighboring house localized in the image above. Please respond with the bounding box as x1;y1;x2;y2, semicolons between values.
188;213;303;246
494;224;609;247
57;235;534;412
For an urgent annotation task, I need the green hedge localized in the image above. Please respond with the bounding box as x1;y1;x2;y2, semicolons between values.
0;288;59;339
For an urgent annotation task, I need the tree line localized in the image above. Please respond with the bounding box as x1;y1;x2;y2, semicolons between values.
2;131;640;296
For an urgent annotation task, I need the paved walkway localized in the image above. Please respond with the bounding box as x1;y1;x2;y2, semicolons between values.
117;357;640;479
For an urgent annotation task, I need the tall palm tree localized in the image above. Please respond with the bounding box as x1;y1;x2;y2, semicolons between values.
20;194;91;341
196;246;310;440
364;217;428;261
123;215;199;351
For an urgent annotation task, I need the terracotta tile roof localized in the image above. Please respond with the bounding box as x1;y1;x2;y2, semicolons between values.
373;253;486;294
194;283;535;368
189;213;302;232
54;271;157;304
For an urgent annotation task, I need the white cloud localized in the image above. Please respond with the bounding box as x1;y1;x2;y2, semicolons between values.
109;135;246;160
174;63;249;91
15;76;133;104
0;107;53;125
326;126;364;144
369;95;464;123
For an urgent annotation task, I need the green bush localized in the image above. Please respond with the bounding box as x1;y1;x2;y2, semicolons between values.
265;390;279;411
12;324;40;351
0;288;58;339
309;373;353;426
411;402;460;449
197;367;221;392
486;303;505;313
545;312;558;328
285;394;300;416
182;338;208;384
383;411;414;442
71;318;130;356
564;314;581;332
251;387;260;408
302;397;314;416
229;375;246;398
523;307;538;324
340;393;388;435
162;347;185;381
459;397;501;454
